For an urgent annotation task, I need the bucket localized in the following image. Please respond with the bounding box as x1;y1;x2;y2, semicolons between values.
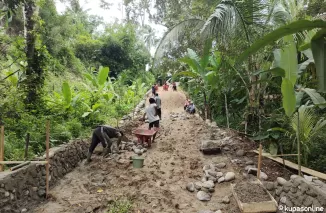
132;156;144;168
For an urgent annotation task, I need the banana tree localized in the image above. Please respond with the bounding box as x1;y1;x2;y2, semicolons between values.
82;66;115;118
239;20;326;175
177;40;216;119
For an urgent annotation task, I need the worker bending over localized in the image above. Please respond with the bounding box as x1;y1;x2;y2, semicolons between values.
87;125;123;162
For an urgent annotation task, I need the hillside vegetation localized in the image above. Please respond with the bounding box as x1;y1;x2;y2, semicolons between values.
0;0;154;161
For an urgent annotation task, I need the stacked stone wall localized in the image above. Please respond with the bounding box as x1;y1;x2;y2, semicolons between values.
264;175;326;212
0;139;89;213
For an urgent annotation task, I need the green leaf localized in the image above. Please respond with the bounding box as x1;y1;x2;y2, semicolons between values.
296;91;304;108
187;48;200;63
179;58;199;72
301;88;326;109
253;67;285;77
82;112;91;118
267;127;288;133
200;39;212;69
269;143;278;155
281;78;296;117
237;19;326;63
250;134;269;141
62;81;72;107
298;43;311;51
311;29;326;92
279;36;298;85
174;71;198;78
84;73;98;87
205;71;215;77
92;103;102;111
188;79;196;83
97;67;109;86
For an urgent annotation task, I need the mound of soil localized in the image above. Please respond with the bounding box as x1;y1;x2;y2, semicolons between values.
234;181;271;203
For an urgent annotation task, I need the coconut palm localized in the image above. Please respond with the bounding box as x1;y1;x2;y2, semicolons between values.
290;104;326;165
154;0;272;62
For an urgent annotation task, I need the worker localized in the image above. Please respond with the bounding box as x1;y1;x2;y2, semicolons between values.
187;102;196;114
172;82;177;91
154;93;162;120
184;98;190;110
87;125;123;162
151;85;156;96
142;98;160;130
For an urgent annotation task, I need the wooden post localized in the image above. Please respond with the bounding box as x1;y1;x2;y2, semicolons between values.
0;126;4;171
24;133;30;160
45;120;50;198
10;161;31;171
297;111;302;176
257;143;262;179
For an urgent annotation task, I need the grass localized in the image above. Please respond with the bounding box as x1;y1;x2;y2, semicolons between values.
107;200;133;213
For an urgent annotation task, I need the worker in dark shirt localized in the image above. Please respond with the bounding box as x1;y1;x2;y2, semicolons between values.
87;125;123;162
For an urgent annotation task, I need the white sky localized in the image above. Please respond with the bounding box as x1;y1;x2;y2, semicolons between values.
55;0;166;56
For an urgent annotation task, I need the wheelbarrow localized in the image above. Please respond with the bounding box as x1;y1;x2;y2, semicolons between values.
132;128;158;147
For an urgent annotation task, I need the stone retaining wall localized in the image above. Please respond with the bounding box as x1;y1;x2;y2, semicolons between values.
0;139;89;213
0;89;150;213
263;175;326;212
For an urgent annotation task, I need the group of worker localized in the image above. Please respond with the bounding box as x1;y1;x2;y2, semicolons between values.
153;82;177;93
87;82;194;163
87;90;162;163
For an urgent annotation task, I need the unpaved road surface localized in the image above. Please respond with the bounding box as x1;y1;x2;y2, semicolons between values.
33;88;289;213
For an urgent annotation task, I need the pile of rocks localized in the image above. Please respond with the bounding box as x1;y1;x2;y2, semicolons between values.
200;140;222;155
229;156;269;181
131;144;147;155
170;112;190;121
205;119;218;128
120;141;136;151
119;99;146;125
119;141;147;155
264;175;326;208
186;162;235;201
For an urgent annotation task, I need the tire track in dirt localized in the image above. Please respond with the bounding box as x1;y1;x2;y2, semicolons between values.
32;88;241;213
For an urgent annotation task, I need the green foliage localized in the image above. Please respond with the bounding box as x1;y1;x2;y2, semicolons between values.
290;105;326;164
311;29;326;92
237;19;326;63
0;0;153;163
281;78;296;117
62;81;72;107
107;200;132;213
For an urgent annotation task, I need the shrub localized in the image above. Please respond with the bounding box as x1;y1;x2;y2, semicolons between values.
51;124;72;144
66;119;83;138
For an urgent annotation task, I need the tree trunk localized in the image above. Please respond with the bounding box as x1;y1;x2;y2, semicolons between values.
203;91;208;120
24;0;44;111
224;93;229;128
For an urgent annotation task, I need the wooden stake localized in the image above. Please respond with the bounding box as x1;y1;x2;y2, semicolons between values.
257;143;262;179
45;120;50;198
297;111;302;176
10;161;31;171
0;126;4;172
0;161;48;164
24;133;30;160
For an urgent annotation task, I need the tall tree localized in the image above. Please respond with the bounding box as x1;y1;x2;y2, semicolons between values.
23;0;46;110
